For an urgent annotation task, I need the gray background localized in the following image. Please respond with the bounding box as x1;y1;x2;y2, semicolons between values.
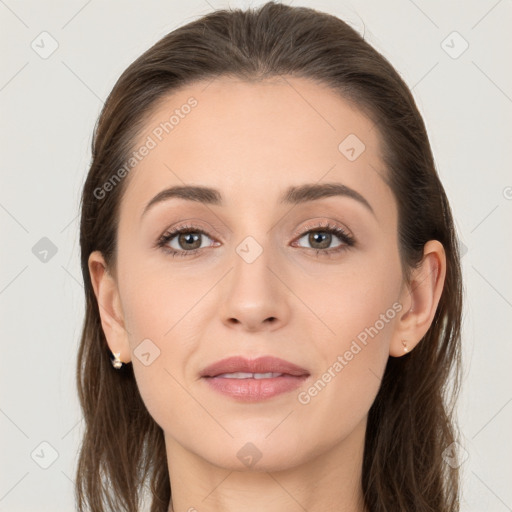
1;0;511;510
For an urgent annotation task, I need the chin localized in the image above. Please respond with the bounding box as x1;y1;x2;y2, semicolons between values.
198;436;311;473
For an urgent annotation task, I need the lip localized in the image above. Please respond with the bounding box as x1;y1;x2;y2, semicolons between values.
200;356;310;378
200;356;310;402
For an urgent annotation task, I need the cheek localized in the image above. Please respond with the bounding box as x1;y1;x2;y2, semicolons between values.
115;255;212;426
294;294;398;453
296;244;402;345
117;250;204;343
295;251;401;422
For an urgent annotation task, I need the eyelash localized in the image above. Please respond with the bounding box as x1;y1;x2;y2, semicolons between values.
155;221;355;258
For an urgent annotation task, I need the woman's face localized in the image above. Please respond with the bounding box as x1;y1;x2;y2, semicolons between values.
96;76;409;471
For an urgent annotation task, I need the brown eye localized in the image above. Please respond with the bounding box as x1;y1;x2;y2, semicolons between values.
157;226;217;257
176;232;203;251
291;222;355;257
304;231;336;250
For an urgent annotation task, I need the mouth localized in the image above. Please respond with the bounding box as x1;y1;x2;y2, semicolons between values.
200;356;310;401
211;371;289;379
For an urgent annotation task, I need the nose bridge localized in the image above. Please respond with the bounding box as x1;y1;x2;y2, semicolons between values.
231;231;277;299
228;204;278;280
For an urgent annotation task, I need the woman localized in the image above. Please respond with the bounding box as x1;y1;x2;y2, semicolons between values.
76;2;463;511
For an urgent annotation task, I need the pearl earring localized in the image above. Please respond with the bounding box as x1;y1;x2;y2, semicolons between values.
401;340;408;353
111;351;123;369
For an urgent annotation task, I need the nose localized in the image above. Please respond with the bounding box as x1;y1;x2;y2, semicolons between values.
218;242;291;332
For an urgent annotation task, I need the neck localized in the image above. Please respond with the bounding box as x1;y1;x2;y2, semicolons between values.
165;417;368;512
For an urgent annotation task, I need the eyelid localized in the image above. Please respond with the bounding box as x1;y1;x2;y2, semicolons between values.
290;218;354;241
157;218;221;240
158;219;352;241
155;222;218;249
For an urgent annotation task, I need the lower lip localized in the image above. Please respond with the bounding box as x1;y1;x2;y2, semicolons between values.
203;375;309;401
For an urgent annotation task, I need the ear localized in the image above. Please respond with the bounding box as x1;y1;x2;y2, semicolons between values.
390;240;447;357
88;250;131;364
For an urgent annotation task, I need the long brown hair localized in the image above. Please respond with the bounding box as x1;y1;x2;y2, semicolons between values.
76;2;463;511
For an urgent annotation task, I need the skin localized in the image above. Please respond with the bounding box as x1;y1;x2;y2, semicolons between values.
88;76;446;512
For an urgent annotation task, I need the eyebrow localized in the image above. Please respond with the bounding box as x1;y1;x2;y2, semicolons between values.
141;182;375;219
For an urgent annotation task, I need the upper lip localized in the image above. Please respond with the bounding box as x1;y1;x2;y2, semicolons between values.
200;356;310;378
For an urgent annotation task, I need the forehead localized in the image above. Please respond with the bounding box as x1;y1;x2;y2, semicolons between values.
119;75;391;221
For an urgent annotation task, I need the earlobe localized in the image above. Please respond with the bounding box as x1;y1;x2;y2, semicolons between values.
88;251;131;364
390;240;447;357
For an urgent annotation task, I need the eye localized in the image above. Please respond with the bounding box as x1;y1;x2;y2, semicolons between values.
155;221;355;258
291;221;355;256
156;224;218;257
